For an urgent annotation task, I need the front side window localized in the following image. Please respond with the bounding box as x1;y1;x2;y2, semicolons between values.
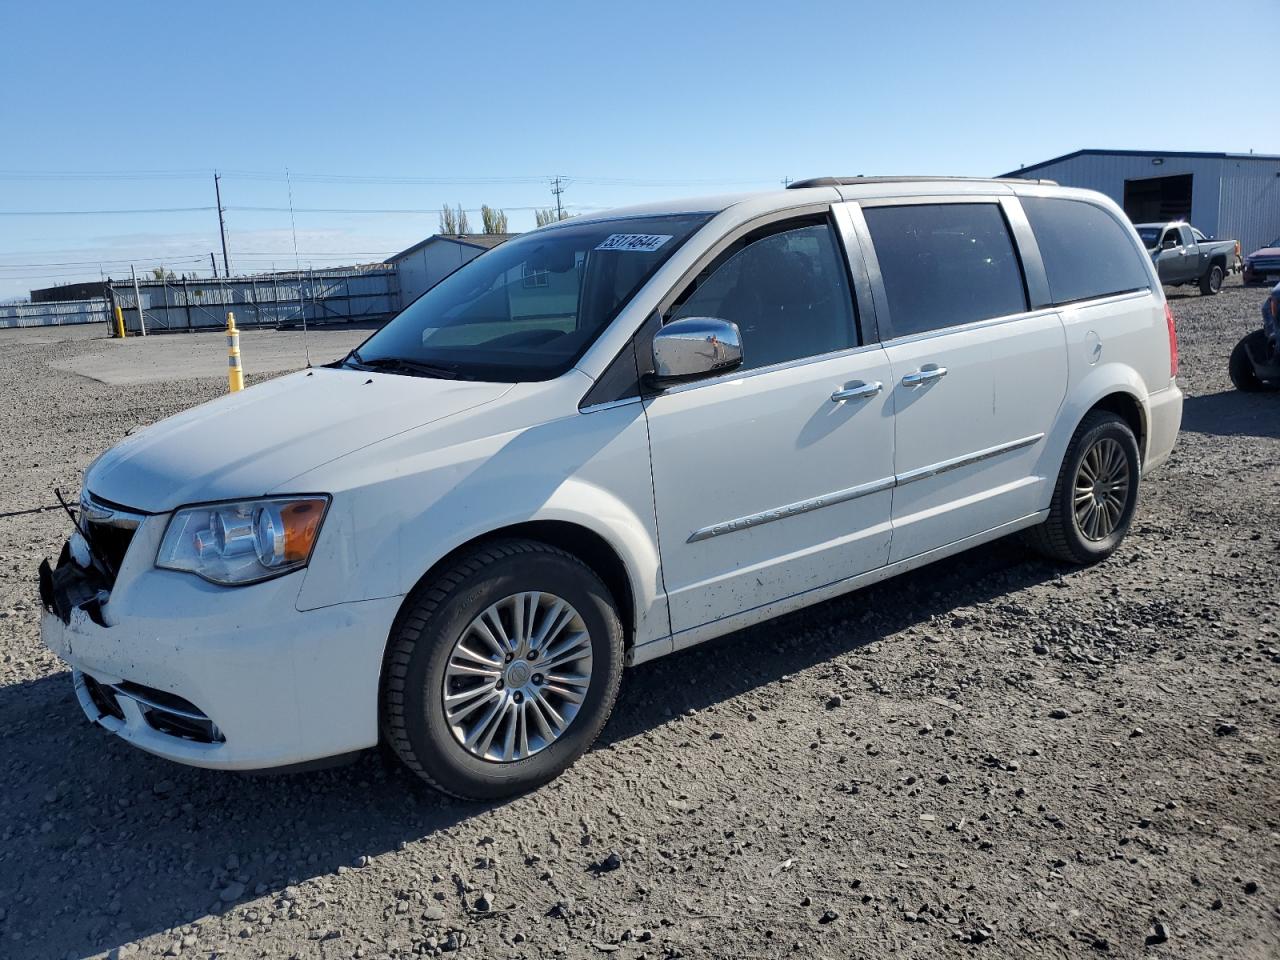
1136;226;1162;248
863;203;1028;338
353;213;710;382
1022;197;1153;305
667;220;856;372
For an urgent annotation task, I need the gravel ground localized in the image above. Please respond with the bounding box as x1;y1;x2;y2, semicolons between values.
0;281;1276;960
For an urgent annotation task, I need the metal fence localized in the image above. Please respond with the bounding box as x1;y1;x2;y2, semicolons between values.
1;267;399;333
112;268;399;334
0;298;111;329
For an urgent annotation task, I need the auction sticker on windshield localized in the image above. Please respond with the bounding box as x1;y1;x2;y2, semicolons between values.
596;234;672;253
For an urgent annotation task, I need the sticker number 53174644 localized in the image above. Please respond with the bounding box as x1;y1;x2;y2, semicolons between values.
595;234;672;253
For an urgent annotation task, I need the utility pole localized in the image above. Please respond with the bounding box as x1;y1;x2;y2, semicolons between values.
214;171;231;277
781;176;792;188
210;252;218;278
551;176;566;221
130;264;147;336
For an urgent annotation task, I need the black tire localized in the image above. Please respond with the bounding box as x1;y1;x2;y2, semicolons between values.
1199;263;1224;295
1025;411;1141;565
1229;331;1271;392
380;539;624;801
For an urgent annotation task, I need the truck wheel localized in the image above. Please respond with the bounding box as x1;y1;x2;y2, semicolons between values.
1229;331;1271;392
1026;411;1140;565
1199;264;1224;295
380;539;624;801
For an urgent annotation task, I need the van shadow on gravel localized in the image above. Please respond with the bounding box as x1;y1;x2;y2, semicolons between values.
0;537;1056;960
1180;389;1280;440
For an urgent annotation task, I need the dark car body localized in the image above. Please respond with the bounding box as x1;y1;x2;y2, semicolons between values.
1243;239;1280;286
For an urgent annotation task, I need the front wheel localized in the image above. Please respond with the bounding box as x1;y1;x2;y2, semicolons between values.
1200;263;1224;295
1026;411;1141;565
381;540;624;800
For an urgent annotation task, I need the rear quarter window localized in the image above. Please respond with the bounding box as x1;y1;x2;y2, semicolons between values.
1022;197;1152;305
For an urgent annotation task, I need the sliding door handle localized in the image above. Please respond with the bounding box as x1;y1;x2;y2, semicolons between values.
901;365;947;387
831;380;883;403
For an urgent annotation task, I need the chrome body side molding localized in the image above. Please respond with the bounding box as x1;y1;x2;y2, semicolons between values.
686;433;1045;543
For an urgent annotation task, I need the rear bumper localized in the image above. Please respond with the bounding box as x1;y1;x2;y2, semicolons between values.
1144;382;1183;473
40;552;401;771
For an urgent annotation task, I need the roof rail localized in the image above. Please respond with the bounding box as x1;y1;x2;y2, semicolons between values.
787;175;1058;189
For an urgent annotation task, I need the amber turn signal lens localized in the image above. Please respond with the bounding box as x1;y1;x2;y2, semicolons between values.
281;500;325;562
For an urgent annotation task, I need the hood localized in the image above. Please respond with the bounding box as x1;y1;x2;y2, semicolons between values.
1248;246;1280;259
86;367;512;512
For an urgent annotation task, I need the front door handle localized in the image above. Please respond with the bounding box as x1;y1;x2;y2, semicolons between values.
830;380;882;403
901;365;947;387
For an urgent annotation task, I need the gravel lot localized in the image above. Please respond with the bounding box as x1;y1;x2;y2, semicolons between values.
0;282;1276;960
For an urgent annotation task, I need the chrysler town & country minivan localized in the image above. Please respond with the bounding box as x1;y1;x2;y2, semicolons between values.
40;177;1182;799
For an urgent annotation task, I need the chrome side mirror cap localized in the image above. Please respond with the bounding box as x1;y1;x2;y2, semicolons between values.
649;317;743;387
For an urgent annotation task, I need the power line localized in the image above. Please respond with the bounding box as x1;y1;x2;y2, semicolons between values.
0;168;777;187
0;203;587;217
0;206;217;216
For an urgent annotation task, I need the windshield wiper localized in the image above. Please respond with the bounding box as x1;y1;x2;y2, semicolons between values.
351;355;476;380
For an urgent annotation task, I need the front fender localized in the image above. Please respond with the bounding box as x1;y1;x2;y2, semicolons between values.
295;401;669;648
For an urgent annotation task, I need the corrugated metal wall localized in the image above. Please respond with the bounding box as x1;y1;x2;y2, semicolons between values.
1008;153;1280;255
0;298;110;330
110;269;399;334
1216;156;1280;256
1009;153;1225;235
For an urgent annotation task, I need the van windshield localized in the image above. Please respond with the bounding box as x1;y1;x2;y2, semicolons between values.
349;213;710;382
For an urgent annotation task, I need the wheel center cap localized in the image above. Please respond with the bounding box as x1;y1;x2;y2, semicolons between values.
506;660;531;687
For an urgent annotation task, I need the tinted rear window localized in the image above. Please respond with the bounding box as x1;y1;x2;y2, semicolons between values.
863;203;1028;338
1022;198;1152;305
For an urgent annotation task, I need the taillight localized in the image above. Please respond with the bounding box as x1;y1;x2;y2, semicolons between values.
1165;302;1178;379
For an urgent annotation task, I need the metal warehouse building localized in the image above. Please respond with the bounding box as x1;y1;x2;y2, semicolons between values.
1002;149;1280;255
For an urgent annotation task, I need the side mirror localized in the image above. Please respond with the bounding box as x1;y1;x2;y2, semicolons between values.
648;317;743;387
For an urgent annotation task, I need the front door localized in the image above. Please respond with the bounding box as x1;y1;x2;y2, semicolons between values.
856;199;1068;561
644;216;895;634
1154;227;1191;283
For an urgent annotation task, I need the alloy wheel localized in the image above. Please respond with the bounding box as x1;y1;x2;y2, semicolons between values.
1073;437;1131;541
442;592;593;762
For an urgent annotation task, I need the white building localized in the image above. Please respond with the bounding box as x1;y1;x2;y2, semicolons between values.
388;233;515;306
1001;149;1280;255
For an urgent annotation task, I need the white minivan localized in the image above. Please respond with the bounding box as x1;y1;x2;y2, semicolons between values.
40;177;1182;799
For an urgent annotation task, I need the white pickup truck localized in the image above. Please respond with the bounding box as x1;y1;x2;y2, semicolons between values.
1135;222;1239;295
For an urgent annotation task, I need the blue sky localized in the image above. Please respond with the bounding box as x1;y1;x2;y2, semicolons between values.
1;0;1274;300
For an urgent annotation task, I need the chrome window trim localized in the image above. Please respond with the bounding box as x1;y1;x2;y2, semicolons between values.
877;306;1061;349
578;396;644;415
687;432;1045;542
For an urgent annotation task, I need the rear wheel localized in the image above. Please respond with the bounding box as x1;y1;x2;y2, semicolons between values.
1026;411;1140;565
1200;263;1224;295
381;539;624;800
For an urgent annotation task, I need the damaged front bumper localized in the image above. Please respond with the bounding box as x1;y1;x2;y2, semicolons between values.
38;535;402;771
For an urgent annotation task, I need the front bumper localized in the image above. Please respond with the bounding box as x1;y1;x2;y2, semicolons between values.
40;541;402;771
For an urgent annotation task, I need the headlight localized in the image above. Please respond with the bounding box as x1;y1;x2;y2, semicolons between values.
157;496;329;585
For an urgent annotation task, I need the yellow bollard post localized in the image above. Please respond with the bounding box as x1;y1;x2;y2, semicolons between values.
226;311;244;392
114;305;127;339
